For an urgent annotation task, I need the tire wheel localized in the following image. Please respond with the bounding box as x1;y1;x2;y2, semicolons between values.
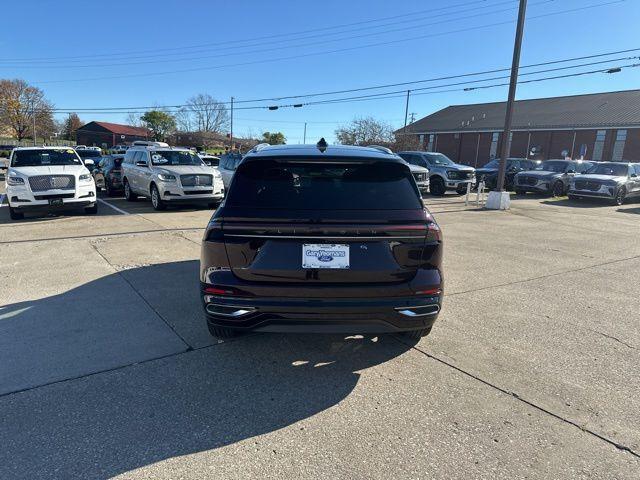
430;177;446;196
124;179;137;201
9;206;24;220
105;181;114;197
614;187;626;206
84;204;98;215
207;202;219;209
568;194;577;201
514;188;526;195
404;326;432;340
207;322;239;339
552;181;565;197
150;184;166;211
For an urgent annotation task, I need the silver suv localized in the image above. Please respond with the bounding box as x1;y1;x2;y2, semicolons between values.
121;141;224;210
397;151;475;196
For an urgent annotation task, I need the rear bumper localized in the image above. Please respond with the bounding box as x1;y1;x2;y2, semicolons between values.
201;283;442;333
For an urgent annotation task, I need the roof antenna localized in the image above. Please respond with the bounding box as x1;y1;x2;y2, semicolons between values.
317;137;328;153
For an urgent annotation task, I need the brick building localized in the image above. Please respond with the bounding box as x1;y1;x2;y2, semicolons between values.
398;89;640;167
76;121;150;148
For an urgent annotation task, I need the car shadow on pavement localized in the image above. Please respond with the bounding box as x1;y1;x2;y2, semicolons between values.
540;198;611;208
0;261;414;479
616;206;640;214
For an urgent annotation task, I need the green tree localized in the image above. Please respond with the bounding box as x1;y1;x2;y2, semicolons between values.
262;131;286;145
141;110;176;141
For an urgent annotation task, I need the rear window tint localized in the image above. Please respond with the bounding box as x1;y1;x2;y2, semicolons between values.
227;160;422;210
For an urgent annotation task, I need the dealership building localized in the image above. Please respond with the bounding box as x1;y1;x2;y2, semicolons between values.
75;121;150;148
399;89;640;167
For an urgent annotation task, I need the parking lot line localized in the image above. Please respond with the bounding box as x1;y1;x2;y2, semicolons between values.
97;198;130;215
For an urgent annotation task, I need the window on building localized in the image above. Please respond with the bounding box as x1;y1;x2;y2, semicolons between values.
426;134;434;152
592;130;606;161
418;134;425;147
489;132;499;158
612;129;627;161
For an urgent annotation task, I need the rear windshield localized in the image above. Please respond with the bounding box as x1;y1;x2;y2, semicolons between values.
227;160;422;210
11;149;82;167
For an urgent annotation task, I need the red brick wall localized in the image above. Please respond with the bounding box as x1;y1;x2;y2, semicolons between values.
549;131;575;159
435;133;460;161
572;130;597;159
622;128;640;160
510;132;529;158
459;133;479;166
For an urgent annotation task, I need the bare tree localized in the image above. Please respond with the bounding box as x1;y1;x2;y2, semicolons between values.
174;107;194;132
334;117;395;146
186;93;229;133
125;112;142;127
0;79;55;141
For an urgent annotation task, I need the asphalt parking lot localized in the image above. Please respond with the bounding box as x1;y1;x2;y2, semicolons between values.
1;189;639;479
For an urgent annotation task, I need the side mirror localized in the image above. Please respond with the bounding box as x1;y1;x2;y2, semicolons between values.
84;159;95;166
566;169;575;174
135;160;148;167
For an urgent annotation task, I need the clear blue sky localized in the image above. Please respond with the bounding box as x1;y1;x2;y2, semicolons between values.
2;0;639;142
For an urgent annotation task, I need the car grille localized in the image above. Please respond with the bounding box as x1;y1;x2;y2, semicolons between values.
518;175;538;186
412;172;427;182
28;175;75;192
184;189;213;195
180;174;213;187
34;193;75;200
574;180;601;191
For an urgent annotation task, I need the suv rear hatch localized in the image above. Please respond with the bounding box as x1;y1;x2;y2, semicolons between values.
220;158;440;285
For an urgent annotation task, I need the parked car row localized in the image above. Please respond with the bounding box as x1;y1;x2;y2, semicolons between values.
3;141;226;219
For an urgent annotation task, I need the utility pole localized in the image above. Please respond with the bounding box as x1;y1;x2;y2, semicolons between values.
303;122;307;143
409;112;416;124
403;90;411;133
229;96;234;152
495;0;527;193
32;100;37;146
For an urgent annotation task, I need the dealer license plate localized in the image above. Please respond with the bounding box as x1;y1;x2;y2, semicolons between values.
302;244;350;269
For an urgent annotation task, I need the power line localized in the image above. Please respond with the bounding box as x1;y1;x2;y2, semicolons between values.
41;48;640;112
30;0;624;85
0;0;507;63
2;1;526;69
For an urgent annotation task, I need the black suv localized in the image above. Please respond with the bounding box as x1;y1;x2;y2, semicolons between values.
475;158;537;190
92;154;125;196
200;142;443;339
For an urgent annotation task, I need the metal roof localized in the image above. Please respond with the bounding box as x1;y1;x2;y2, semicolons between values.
78;121;150;136
400;89;640;134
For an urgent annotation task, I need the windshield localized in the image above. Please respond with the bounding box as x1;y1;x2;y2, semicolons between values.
483;160;499;169
591;164;629;176
11;149;82;167
537;161;568;173
75;150;102;159
150;150;204;166
203;157;220;166
424;153;455;166
227;160;422;210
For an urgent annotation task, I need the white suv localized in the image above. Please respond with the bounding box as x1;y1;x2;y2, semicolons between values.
121;141;224;210
5;146;97;220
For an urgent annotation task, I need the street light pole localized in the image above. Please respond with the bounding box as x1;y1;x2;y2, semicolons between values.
495;0;527;192
303;122;307;144
229;96;234;152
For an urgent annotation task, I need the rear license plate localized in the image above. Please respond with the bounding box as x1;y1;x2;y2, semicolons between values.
302;244;350;269
49;199;63;207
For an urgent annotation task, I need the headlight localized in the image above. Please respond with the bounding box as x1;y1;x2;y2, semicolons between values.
213;170;222;179
79;174;92;182
7;175;25;186
158;173;176;182
446;170;460;179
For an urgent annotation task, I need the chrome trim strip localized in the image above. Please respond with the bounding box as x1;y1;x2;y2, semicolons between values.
395;304;440;317
205;303;256;317
223;234;424;240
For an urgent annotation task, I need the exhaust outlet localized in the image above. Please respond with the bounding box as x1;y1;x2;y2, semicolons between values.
395;304;440;317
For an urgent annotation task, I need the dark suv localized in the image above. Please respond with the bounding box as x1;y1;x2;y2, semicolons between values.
200;142;444;339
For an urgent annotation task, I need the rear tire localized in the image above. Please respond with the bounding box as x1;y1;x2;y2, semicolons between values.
207;322;239;339
150;184;166;211
430;177;446;196
84;204;98;215
124;179;137;201
9;206;24;220
404;326;432;340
